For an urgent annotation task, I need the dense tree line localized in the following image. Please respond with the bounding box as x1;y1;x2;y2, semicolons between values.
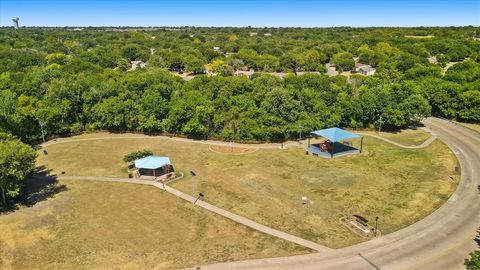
0;26;479;143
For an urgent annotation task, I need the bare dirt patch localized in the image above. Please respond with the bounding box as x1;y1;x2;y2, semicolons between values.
209;144;258;155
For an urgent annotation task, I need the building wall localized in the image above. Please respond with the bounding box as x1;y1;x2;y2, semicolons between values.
139;165;174;177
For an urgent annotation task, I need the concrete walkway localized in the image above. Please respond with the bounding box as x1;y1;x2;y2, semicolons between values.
47;175;331;253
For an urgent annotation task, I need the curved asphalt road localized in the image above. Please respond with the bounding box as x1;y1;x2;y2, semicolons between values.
201;118;480;270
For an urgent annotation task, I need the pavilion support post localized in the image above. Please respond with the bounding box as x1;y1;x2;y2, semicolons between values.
331;142;334;159
360;137;363;153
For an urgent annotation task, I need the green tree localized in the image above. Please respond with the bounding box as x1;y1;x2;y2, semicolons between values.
210;60;234;76
123;149;153;163
331;52;354;72
401;94;432;125
465;250;480;270
121;44;147;61
0;135;37;205
45;53;70;65
459;90;480;121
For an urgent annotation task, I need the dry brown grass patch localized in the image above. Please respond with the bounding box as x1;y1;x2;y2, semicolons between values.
209;144;257;155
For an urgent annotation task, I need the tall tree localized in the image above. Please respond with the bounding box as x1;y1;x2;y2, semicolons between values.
0;134;37;205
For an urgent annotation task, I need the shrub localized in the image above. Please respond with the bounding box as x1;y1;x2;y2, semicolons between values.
123;149;153;163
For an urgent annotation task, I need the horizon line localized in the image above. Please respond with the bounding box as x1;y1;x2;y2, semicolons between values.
1;25;479;28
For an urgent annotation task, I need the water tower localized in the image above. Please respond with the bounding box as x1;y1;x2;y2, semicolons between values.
12;17;19;30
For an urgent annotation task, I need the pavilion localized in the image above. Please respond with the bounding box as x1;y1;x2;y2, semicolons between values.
306;127;363;158
134;156;173;177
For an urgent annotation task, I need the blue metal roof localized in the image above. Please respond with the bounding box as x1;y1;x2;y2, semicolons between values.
311;127;360;142
134;156;171;169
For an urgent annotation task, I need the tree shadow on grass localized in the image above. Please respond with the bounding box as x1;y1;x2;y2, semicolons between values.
0;166;68;215
475;229;480;248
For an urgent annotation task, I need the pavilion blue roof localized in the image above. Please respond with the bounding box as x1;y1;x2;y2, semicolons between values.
134;156;171;169
311;127;360;142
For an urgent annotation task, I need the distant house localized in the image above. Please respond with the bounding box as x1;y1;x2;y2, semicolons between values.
264;33;272;36
129;60;146;71
355;63;376;76
73;28;83;31
249;32;258;37
234;69;255;78
475;37;480;41
213;46;221;51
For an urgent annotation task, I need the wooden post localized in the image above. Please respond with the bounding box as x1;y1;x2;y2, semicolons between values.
308;136;311;147
360;137;363;153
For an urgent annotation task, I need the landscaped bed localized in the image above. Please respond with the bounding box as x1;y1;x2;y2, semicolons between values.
36;132;459;248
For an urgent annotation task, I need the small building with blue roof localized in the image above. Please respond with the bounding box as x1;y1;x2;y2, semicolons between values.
307;127;363;158
134;156;173;177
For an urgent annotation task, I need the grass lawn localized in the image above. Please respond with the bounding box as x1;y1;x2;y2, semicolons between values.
456;122;480;134
0;180;308;270
362;128;431;146
37;133;459;248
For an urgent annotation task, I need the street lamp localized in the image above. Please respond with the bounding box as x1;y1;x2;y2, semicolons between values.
190;170;196;204
194;192;205;205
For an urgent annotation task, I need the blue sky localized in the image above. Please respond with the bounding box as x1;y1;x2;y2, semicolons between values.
1;0;479;27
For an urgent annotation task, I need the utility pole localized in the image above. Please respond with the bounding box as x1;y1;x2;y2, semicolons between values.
162;119;167;137
39;120;46;144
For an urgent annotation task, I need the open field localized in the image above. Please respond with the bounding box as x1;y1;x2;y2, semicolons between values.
0;180;308;270
36;132;459;248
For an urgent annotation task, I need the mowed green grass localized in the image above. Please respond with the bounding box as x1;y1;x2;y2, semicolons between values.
37;132;459;248
0;180;308;270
